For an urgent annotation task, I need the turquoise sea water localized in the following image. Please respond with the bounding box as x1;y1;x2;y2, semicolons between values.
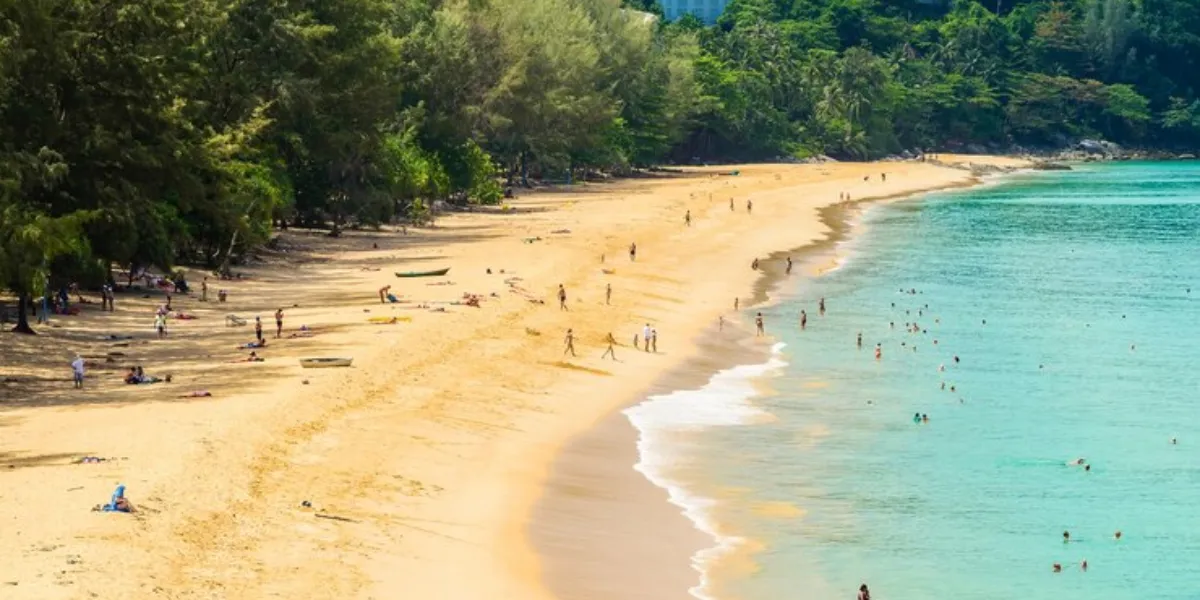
626;162;1200;600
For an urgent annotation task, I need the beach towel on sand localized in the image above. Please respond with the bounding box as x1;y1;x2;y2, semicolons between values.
102;484;129;512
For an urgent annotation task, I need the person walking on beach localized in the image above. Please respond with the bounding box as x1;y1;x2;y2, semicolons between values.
685;210;691;227
201;277;209;302
881;172;887;182
558;284;568;311
601;333;617;360
642;323;652;352
819;297;826;316
155;313;167;339
755;312;765;336
729;198;735;212
605;283;612;305
254;316;263;342
563;329;577;357
786;256;793;274
629;242;637;262
746;199;753;214
719;315;725;331
858;584;871;600
274;308;284;338
800;310;807;330
734;298;740;311
71;354;85;389
650;327;658;353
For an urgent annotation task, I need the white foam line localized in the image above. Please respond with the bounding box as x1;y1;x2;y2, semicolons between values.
623;342;787;600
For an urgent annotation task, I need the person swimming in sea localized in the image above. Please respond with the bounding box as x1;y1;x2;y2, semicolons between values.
875;344;882;360
913;413;922;424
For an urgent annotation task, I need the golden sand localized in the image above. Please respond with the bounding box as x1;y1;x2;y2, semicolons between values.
0;159;1024;599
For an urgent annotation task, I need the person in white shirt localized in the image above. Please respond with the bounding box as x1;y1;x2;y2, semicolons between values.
641;324;651;352
71;355;85;389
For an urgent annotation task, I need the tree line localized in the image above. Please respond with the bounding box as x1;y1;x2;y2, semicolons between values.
655;0;1200;160
2;0;1198;332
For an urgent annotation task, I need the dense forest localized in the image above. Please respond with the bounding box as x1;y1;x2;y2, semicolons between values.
2;0;1198;331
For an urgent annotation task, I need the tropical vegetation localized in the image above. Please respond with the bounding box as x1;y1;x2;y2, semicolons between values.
2;0;1198;331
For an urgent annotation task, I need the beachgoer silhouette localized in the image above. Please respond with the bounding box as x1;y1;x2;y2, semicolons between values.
563;329;576;357
601;333;617;360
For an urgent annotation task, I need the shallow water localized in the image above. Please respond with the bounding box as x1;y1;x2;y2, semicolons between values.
627;162;1200;600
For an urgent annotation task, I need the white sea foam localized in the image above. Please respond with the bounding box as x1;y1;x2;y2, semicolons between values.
623;342;787;600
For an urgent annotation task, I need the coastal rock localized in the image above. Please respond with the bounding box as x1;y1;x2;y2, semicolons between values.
1077;139;1107;154
1032;162;1073;171
1077;139;1123;157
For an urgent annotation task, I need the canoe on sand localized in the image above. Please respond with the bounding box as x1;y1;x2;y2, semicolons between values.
395;267;450;278
299;357;353;369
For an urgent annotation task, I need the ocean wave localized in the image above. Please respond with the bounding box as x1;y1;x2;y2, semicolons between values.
623;342;787;600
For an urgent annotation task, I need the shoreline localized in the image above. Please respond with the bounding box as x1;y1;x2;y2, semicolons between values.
0;158;1024;600
530;158;1028;600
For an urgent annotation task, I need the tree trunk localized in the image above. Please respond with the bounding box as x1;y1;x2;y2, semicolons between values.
13;293;35;334
520;152;529;188
218;198;259;275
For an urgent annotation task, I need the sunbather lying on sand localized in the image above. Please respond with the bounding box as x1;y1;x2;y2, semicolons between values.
230;352;264;363
179;390;212;398
240;339;267;349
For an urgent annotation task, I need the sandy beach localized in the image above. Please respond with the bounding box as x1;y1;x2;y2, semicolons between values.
0;157;1023;599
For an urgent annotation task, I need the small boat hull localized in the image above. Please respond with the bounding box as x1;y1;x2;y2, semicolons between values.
300;358;353;369
395;267;450;278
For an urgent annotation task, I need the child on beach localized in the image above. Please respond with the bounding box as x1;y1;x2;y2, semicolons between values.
71;355;85;389
755;313;764;336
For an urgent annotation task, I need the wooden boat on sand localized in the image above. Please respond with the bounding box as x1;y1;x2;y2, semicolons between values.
300;357;353;369
395;267;450;278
